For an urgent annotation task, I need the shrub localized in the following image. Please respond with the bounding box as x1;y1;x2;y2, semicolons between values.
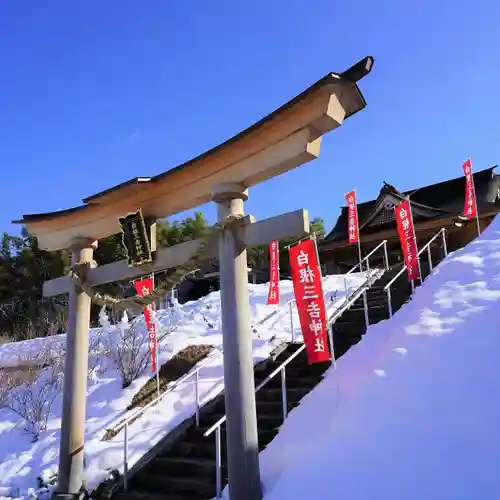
104;315;150;388
0;346;64;441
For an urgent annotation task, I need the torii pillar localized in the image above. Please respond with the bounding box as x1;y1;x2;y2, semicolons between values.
56;238;97;498
214;183;261;499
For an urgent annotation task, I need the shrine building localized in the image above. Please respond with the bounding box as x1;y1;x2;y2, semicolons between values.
319;166;500;272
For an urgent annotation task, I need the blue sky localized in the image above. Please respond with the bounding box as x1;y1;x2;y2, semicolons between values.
1;0;500;237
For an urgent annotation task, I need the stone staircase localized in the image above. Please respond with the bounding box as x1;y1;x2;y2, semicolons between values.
333;249;445;358
97;247;445;500
102;342;329;500
333;265;407;357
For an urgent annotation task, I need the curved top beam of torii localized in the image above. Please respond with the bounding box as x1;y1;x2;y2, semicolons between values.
14;57;374;251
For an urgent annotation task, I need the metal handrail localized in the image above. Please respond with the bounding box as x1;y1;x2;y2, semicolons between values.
203;344;308;438
383;228;446;292
384;228;448;318
120;253;384;490
119;349;225;490
202;230;449;498
201;274;380;439
203;271;379;440
202;268;383;499
328;268;381;323
119;273;338;490
118;286;312;436
346;239;389;275
253;273;332;323
115;350;223;436
119;293;297;489
252;296;296;330
416;228;446;257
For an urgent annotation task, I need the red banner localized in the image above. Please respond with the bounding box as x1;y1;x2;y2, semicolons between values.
345;190;359;244
267;240;280;305
395;199;419;281
289;239;331;364
462;159;477;220
134;278;158;373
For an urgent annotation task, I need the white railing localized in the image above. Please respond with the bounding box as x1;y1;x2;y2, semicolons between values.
254;241;389;341
118;240;390;491
118;348;223;490
203;267;383;499
343;239;389;331
252;273;334;342
384;228;448;317
346;239;389;276
118;277;333;490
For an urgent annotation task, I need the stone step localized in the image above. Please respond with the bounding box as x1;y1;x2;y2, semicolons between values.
334;334;364;346
333;335;365;348
205;411;285;431
333;330;364;342
256;399;300;415
344;301;388;311
258;374;321;390
259;428;280;448
277;358;331;375
334;311;388;325
364;296;390;305
332;315;366;327
183;426;277;451
331;319;365;331
334;342;363;357
167;436;224;460
255;385;311;403
334;345;351;358
132;473;215;498
115;490;201;500
148;455;226;478
173;423;279;458
350;303;388;313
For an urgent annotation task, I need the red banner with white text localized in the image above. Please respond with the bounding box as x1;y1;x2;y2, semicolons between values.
134;278;158;373
462;159;477;220
267;240;280;305
395;199;419;281
289;239;331;364
345;190;360;244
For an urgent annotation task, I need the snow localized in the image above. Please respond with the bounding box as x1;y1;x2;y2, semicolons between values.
258;219;500;500
0;272;368;499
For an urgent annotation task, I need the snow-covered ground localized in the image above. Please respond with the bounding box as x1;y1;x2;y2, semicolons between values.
258;218;500;500
0;272;369;499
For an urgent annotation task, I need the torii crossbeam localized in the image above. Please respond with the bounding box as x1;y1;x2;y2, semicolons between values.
14;56;374;500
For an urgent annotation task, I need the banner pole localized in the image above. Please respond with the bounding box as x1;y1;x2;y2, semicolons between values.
155;344;160;412
406;195;422;282
312;233;336;368
277;241;281;313
357;240;363;273
151;273;161;411
469;158;481;236
354;188;363;272
266;240;280;308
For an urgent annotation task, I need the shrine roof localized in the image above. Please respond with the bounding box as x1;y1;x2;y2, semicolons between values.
325;166;499;242
13;57;374;251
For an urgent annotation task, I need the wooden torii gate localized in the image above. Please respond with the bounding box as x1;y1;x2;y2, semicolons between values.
14;56;374;500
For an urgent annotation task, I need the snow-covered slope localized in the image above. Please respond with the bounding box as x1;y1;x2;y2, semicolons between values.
259;220;500;500
0;273;368;499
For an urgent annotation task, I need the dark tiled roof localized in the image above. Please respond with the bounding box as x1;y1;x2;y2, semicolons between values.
327;166;498;241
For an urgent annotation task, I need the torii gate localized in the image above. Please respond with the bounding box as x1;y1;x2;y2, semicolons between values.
14;56;374;500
